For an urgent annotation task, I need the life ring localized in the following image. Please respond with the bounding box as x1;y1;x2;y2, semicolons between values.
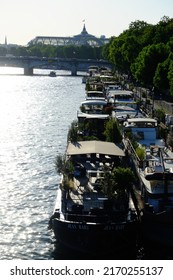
123;121;128;127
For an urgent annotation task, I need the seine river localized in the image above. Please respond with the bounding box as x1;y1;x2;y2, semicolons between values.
0;67;85;260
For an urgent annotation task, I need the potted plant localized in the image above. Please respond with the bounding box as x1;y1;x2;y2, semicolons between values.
100;166;135;209
135;146;146;161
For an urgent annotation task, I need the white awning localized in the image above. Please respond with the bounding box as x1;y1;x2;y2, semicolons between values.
81;100;107;106
66;140;125;157
77;112;109;119
127;117;157;123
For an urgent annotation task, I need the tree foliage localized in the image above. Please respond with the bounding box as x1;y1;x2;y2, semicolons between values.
101;166;135;200
3;44;103;60
103;118;122;143
55;154;74;178
168;60;173;95
102;16;173;97
153;58;170;90
67;120;78;143
131;43;169;87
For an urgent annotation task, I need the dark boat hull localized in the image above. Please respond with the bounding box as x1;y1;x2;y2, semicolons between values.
141;211;173;248
52;218;138;256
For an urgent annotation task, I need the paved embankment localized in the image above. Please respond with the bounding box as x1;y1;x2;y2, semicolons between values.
133;87;173;115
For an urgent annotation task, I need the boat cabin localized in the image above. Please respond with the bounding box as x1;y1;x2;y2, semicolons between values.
124;118;164;147
80;99;110;114
86;90;105;99
107;90;134;104
124;117;157;128
77;112;109;139
114;101;138;110
106;84;122;93
88;66;99;76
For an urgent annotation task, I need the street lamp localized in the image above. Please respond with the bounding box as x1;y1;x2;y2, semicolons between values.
151;86;155;117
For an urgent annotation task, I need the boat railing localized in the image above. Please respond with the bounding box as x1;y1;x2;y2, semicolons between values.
62;209;128;223
124;137;141;167
61;197;129;223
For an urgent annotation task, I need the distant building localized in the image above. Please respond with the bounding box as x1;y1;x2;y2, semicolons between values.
0;36;20;48
5;36;7;47
27;24;109;47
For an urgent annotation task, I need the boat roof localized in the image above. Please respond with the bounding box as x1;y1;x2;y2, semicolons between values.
66;141;125;157
108;84;121;88
127;118;157;123
86;97;105;101
116;106;136;111
86;91;104;94
78;112;109;119
100;75;114;78
115;101;137;104
81;100;107;106
108;90;133;95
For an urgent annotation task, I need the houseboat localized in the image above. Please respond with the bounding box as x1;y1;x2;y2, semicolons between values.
123;117;173;249
51;140;138;256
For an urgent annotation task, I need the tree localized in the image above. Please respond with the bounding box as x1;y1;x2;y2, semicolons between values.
153;58;170;91
128;20;150;33
103;118;122;143
0;46;7;56
55;154;74;178
101;166;135;202
100;166;115;199
131;43;169;87
109;37;126;72
102;36;115;60
153;16;173;44
103;17;173;93
67;120;78;142
168;60;173;95
112;167;135;190
107;21;155;74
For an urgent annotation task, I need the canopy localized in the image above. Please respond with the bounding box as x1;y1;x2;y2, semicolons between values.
127;117;157;123
66;140;125;157
81;100;107;106
77;112;109;119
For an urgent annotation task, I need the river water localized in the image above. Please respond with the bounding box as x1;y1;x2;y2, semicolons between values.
0;67;85;260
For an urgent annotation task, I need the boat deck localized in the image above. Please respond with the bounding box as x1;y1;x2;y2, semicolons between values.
67;175;109;212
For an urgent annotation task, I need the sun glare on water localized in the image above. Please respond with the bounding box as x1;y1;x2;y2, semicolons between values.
0;69;26;133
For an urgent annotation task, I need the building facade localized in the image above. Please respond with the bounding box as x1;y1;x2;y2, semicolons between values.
27;24;109;47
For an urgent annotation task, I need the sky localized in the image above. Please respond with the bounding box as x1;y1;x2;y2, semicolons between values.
0;0;173;46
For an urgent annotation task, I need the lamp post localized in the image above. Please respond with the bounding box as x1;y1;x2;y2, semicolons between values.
151;86;155;117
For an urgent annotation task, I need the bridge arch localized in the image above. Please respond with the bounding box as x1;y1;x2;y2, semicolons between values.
0;56;113;76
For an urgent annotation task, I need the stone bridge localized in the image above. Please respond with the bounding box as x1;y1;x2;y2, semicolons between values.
0;56;113;76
